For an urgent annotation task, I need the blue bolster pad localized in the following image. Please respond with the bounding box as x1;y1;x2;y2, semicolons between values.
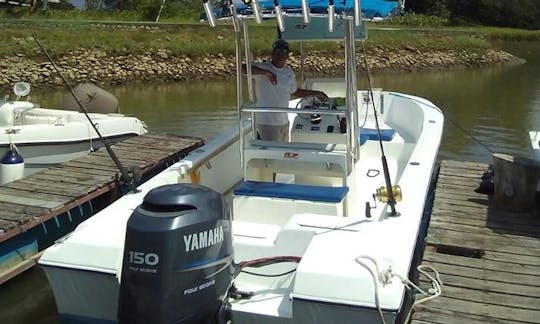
234;181;349;203
359;127;396;145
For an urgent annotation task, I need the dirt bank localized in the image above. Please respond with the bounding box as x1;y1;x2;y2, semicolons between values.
0;47;519;91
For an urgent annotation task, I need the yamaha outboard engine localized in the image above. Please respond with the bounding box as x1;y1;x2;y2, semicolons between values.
118;184;234;324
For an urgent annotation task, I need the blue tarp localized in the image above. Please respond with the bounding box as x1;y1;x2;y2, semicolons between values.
233;0;399;18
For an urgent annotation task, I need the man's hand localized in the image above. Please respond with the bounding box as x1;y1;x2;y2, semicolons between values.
313;90;329;101
265;71;277;85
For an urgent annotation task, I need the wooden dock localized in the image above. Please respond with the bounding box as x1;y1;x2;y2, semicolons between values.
0;133;204;283
411;160;540;324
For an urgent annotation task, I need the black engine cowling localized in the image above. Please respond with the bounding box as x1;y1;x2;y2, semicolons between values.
118;184;234;324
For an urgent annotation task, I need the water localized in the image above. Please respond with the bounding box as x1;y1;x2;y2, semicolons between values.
1;42;539;323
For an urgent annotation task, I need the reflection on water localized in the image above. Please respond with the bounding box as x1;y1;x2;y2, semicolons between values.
31;42;540;163
2;42;539;323
0;267;58;324
34;80;239;139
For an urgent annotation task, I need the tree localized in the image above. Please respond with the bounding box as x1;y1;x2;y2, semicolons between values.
85;0;106;10
406;0;540;29
406;0;449;17
447;0;540;29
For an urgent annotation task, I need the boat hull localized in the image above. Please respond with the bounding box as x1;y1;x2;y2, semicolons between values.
40;267;402;324
39;90;444;323
0;133;138;176
41;266;118;324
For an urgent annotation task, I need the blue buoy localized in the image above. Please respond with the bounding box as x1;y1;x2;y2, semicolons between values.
0;148;25;185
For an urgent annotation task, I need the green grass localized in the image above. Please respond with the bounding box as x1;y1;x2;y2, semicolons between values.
0;13;537;59
0;8;200;23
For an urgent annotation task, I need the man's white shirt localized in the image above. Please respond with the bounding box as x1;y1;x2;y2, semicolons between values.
252;61;297;126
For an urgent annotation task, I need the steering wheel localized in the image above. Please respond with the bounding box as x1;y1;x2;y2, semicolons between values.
295;95;332;124
295;95;331;110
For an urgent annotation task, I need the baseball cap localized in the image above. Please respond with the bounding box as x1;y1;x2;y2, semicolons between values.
272;39;290;54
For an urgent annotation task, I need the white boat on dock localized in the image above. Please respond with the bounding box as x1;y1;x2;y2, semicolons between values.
0;83;148;182
39;3;444;323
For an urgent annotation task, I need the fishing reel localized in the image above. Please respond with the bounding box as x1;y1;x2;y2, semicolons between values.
365;181;402;218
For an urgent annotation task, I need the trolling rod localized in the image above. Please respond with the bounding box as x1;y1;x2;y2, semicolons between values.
32;36;139;193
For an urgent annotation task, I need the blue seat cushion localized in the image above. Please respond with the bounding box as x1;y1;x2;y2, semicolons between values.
359;127;396;145
234;181;348;203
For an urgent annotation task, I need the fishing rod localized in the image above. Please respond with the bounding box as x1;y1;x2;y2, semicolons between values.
32;35;139;193
360;41;398;216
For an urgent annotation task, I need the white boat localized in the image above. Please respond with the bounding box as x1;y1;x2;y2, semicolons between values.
531;131;540;161
0;82;148;181
39;3;444;324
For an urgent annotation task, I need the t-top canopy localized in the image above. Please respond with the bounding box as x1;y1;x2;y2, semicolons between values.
281;14;367;41
233;0;399;19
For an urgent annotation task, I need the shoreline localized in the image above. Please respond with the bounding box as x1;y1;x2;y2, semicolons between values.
0;47;521;91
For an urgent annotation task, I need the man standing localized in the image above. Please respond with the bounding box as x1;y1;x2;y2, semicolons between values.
243;39;328;141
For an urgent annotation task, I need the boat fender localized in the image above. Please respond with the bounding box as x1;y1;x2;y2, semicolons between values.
0;148;24;185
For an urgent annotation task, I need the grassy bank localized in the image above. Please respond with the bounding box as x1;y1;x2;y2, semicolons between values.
0;15;530;90
1;21;521;59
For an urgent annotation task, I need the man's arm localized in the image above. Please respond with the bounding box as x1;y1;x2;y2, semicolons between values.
241;64;277;85
292;88;329;101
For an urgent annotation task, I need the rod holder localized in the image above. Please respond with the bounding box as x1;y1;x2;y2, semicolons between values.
301;0;310;23
229;4;240;32
275;5;285;32
251;0;263;24
354;0;361;26
327;5;335;32
203;1;217;27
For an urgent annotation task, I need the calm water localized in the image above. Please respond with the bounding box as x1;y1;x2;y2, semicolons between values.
1;42;539;324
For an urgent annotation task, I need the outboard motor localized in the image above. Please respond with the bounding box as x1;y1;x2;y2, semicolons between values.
118;184;234;324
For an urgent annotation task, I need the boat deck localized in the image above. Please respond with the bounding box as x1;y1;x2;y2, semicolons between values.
0;133;204;283
411;160;540;324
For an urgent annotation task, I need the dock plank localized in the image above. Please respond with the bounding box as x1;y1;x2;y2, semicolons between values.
0;202;49;216
4;179;90;198
412;160;540;324
413;305;524;324
423;251;540;277
28;173;106;189
61;160;120;172
414;296;540;323
0;209;36;223
430;213;540;236
482;250;540;267
0;192;61;210
0;133;205;247
0;219;18;233
428;220;540;244
420;263;540;295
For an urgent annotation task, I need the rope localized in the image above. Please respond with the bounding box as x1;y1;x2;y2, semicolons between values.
355;255;389;324
355;255;443;324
